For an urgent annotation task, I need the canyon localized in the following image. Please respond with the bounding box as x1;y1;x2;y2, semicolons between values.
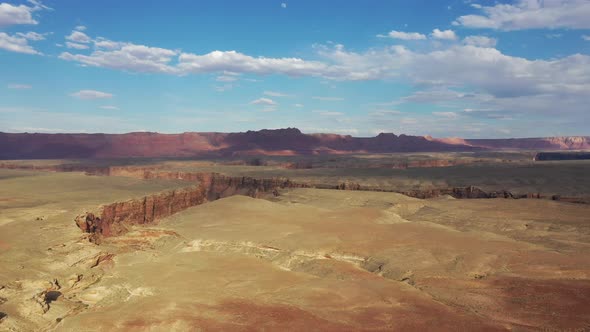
1;168;590;331
1;130;589;331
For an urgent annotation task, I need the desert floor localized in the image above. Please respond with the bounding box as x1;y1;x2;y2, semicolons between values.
1;168;590;331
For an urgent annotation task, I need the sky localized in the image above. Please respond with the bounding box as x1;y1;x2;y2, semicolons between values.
1;0;589;138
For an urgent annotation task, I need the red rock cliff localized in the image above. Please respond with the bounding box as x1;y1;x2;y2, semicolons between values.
75;172;309;242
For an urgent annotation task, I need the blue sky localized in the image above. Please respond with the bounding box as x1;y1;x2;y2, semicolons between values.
1;0;589;137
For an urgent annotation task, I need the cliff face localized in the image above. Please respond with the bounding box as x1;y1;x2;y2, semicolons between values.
75;172;309;242
75;186;208;242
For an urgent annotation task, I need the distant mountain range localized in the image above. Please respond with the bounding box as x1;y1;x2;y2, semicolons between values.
0;128;588;159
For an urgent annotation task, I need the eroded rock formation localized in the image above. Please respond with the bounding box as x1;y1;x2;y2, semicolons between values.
75;173;309;242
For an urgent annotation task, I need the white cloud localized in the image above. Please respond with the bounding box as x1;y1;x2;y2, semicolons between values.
56;33;382;80
216;71;240;82
378;30;426;40
74;25;87;31
583;35;590;41
70;90;113;100
60;43;179;74
100;105;119;110
0;32;40;54
402;88;485;104
93;37;125;50
66;41;89;50
294;103;304;108
281;3;287;8
463;35;497;47
250;97;277;106
455;0;590;30
312;96;344;101
66;31;91;43
0;1;47;26
55;31;590;124
264;90;291;97
7;83;32;89
16;31;47;41
431;29;457;40
177;50;330;77
433;111;459;118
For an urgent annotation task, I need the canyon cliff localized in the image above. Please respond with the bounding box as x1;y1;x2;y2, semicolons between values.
74;172;309;242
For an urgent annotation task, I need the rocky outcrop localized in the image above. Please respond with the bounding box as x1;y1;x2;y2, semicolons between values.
75;186;208;243
75;173;309;242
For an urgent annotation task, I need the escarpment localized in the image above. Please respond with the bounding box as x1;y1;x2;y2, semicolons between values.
75;173;310;242
75;186;208;243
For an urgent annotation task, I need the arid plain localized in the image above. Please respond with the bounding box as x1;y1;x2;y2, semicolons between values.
1;148;590;331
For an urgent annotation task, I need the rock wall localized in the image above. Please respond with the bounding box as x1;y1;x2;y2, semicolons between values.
74;173;309;243
75;186;208;243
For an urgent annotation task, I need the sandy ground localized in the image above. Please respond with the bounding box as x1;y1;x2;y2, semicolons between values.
1;170;590;331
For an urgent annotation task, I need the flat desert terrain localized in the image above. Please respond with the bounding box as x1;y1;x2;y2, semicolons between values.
1;159;590;331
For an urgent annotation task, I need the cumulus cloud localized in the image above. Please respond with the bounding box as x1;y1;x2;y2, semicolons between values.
55;31;590;122
66;41;89;50
0;32;40;54
583;35;590;41
16;31;47;41
70;90;113;100
66;30;91;43
93;37;126;50
60;43;179;74
250;97;277;106
0;0;49;27
377;30;426;40
431;29;457;40
463;35;497;47
74;25;86;31
177;50;330;77
454;0;590;30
